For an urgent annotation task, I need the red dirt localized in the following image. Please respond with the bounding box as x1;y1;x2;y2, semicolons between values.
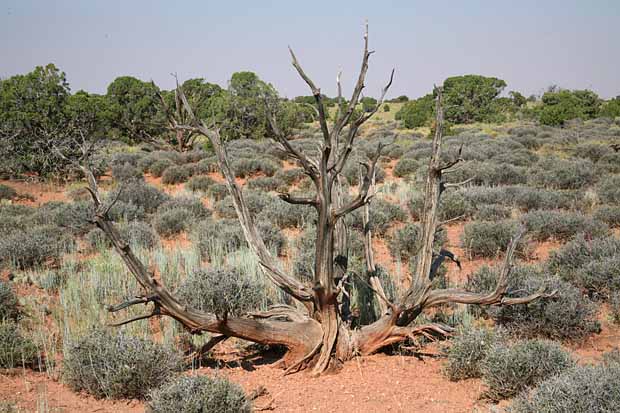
1;179;68;206
0;350;488;413
0;371;143;413
3;174;620;413
221;350;487;413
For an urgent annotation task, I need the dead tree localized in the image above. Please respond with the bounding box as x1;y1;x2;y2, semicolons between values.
83;25;554;375
156;83;200;152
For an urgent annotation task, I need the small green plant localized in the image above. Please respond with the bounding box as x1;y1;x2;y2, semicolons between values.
473;204;511;221
161;165;191;185
111;163;143;182
461;220;524;258
207;183;229;201
147;374;251;413
0;320;38;369
157;197;211;220
177;268;268;316
508;360;620;412
116;181;170;213
0;225;72;269
186;175;216;193
467;265;600;340
154;208;191;237
149;159;175;177
393;158;418;177
444;327;499;381
522;210;608;241
0;281;20;321
0;184;17;201
610;291;620;324
231;157;278;178
481;339;574;401
593;204;620;228
598;175;620;204
62;331;182;399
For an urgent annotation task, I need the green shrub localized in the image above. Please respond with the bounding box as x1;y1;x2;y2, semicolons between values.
611;291;620;324
407;191;425;220
473;204;512;221
547;234;620;292
388;223;422;259
593;204;620;228
87;221;159;250
461;220;524;258
161;165;191;185
106;200;146;222
571;255;620;300
0;320;38;369
574;142;608;162
186;175;216;193
231;157;278;178
0;281;20;321
256;198;315;229
444;327;499;381
154;208;191;237
149;159;175;177
31;201;94;235
439;190;475;221
194;219;244;259
116;181;170;213
596;152;620;174
207;183;229;201
393;158;419;177
481;339;574;401
522;210;608;241
0;225;72;269
157;197;211;220
274;168;305;185
349;199;407;235
215;192;272;219
342;161;386;185
247;176;284;192
508;361;620;412
0;401;18;413
529;157;596;190
111;163;143;182
598;175;620;204
388;223;447;260
62;331;181;399
147;374;251;413
467;266;600;340
448;161;527;186
0;204;34;236
193;157;219;174
177;268;267;316
0;184;17;201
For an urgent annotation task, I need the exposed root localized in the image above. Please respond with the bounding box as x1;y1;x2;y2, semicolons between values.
283;340;322;376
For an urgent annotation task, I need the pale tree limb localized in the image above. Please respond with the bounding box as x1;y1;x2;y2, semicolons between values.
176;87;315;304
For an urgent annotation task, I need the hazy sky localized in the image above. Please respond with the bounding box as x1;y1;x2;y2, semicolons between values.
1;0;619;99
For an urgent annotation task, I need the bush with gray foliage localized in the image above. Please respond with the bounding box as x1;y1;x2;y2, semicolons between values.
147;374;251;413
481;339;574;401
63;331;181;399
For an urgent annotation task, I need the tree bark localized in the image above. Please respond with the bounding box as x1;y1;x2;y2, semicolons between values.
81;26;553;376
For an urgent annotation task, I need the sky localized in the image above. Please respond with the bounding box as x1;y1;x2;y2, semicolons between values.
1;0;619;99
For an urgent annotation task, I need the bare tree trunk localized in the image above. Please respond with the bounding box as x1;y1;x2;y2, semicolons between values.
80;26;554;376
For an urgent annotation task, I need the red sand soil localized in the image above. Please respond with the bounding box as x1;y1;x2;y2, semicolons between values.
3;176;620;412
1;179;68;206
0;348;486;413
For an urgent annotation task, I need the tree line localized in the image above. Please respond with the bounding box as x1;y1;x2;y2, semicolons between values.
395;75;620;129
1;64;619;178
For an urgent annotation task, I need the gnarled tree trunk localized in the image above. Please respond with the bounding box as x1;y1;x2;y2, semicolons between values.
82;25;554;376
